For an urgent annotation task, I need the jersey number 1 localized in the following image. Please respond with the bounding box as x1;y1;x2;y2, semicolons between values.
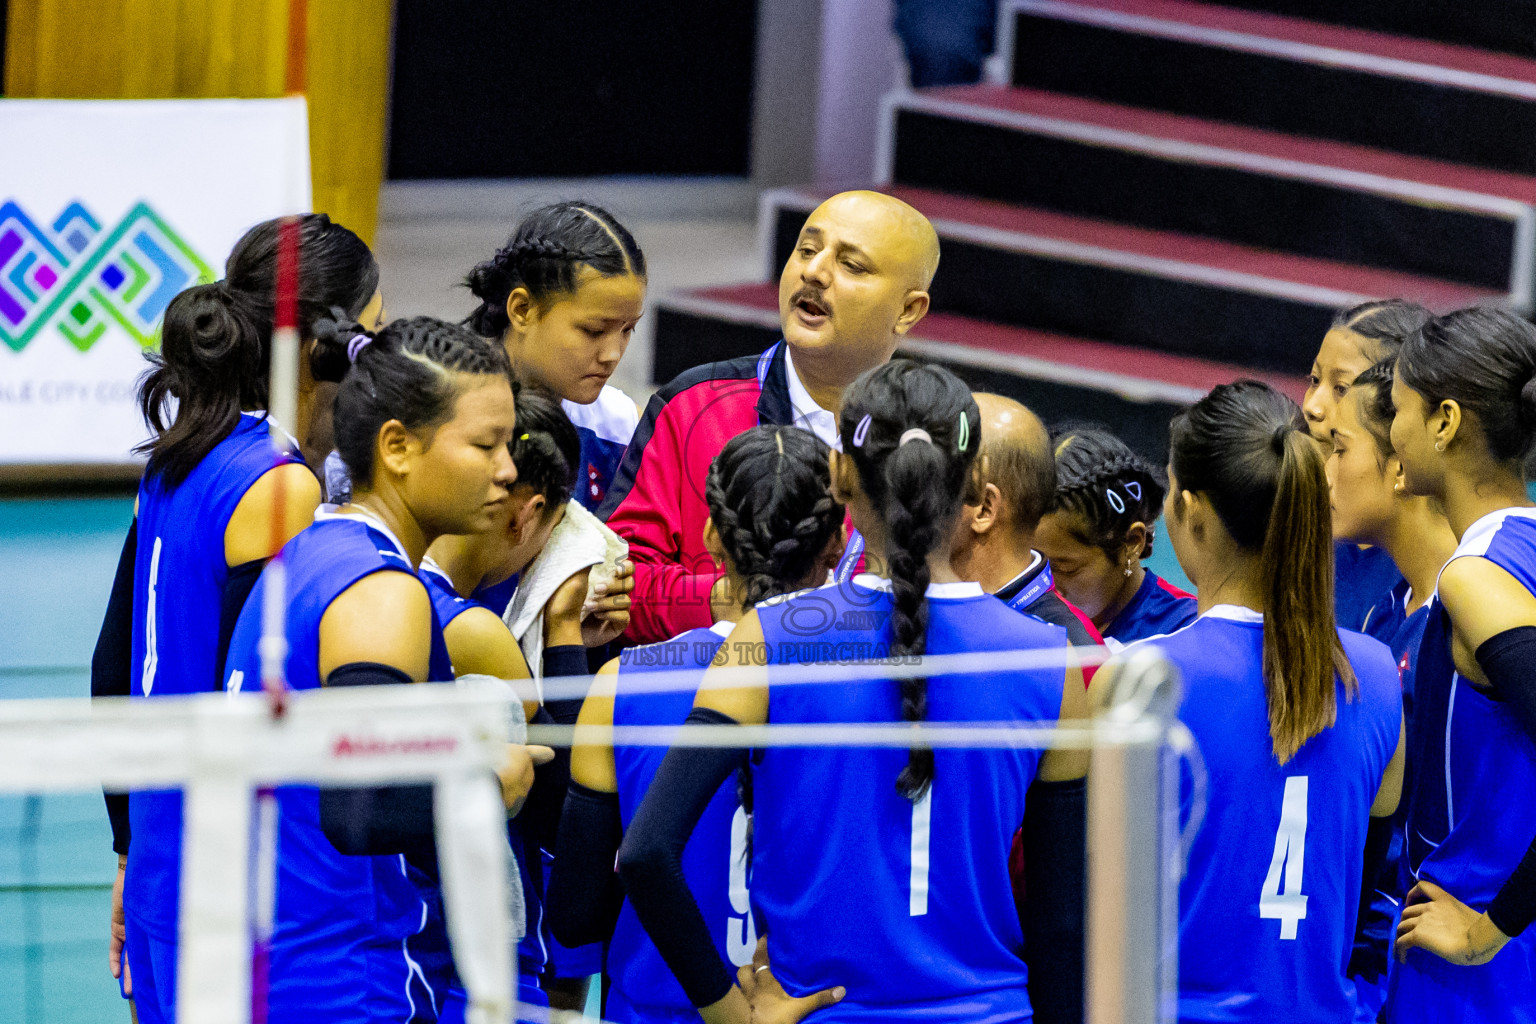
910;787;933;917
1259;776;1309;940
142;537;163;696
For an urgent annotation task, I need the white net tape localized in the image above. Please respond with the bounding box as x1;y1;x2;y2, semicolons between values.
0;646;1190;1024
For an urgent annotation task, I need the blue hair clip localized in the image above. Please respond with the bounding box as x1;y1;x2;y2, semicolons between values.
852;413;873;448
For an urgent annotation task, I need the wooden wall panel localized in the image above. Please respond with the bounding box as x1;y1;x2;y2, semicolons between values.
3;0;391;243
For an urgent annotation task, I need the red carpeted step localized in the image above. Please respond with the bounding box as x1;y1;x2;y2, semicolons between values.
663;282;1302;403
1007;0;1536;86
885;85;1536;293
763;185;1499;374
769;185;1492;307
1003;0;1536;176
652;282;1304;459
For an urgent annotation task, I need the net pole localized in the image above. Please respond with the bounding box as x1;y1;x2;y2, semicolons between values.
250;215;300;1022
1086;648;1182;1024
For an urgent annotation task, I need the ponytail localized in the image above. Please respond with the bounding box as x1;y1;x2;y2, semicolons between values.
136;282;268;488
134;214;377;489
1170;381;1355;764
1261;428;1355;763
840;360;980;800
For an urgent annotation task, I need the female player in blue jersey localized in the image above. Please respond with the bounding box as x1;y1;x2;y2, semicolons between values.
1384;307;1536;1023
618;360;1090;1024
105;214;381;1022
1034;425;1196;645
423;386;594;1020
1324;359;1458;1018
464;200;645;513
1303;300;1432;632
223;316;542;1023
1123;380;1405;1024
546;425;845;1023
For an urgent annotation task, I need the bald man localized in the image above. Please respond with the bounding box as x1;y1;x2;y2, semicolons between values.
950;393;1103;650
600;191;940;642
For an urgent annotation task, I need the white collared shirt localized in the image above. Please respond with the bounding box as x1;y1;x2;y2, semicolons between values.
782;345;842;452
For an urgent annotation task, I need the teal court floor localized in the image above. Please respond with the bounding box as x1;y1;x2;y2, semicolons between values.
2;496;136;1024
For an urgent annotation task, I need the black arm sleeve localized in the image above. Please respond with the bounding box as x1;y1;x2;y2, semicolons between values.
1476;628;1536;937
617;707;746;1009
1349;815;1397;981
542;644;591;723
523;644;593;865
92;519;137;855
217;559;265;688
547;781;626;949
318;662;437;867
1020;777;1087;1024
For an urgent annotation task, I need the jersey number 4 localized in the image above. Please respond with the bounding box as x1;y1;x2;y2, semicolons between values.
1259;776;1309;940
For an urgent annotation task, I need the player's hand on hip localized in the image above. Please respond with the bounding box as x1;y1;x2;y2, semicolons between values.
498;744;555;816
739;934;845;1024
111;853;132;995
1395;879;1511;966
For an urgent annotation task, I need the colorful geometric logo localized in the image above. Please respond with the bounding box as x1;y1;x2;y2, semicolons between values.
0;201;215;353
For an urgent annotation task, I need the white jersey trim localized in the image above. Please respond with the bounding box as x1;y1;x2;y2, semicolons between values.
563;385;639;447
1433;505;1536;599
851;573;985;599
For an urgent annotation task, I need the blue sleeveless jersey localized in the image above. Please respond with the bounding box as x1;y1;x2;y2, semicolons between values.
607;624;748;1023
471;574;520;619
565;386;637;512
125;413;300;945
751;576;1068;1022
1336;542;1403;634
225;512;454;1023
1130;607;1400;1024
1388;509;1536;1024
1103;570;1197;645
422;560;475;630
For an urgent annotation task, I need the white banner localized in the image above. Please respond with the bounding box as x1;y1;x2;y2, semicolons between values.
0;98;311;465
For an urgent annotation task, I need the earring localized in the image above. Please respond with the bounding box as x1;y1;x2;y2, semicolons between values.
1435;440;1446;452
1124;560;1133;578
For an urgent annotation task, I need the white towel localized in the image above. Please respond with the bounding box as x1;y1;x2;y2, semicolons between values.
501;499;628;700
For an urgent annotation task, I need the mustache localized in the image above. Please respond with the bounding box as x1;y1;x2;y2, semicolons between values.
791;287;831;315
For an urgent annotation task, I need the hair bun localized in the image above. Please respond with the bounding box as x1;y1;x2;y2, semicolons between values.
1521;373;1536;417
309;307;368;384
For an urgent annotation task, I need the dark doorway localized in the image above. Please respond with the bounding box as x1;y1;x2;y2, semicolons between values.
388;1;758;179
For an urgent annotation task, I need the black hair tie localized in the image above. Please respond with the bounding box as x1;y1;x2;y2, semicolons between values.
1271;424;1292;455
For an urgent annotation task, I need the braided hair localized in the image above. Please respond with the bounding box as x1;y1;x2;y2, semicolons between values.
463;201;646;337
1331;299;1432;361
1347;359;1398;461
310;315;513;485
840;360;981;801
1048;425;1167;559
705;426;845;608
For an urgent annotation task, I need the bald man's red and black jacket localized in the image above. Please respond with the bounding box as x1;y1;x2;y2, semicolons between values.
598;343;798;643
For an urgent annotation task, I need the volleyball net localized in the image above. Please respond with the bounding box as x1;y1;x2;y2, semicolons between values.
0;644;1196;1024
